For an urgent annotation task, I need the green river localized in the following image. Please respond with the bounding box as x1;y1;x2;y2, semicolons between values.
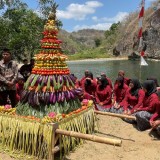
67;59;160;83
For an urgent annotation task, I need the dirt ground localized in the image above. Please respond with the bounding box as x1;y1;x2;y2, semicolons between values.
0;115;160;160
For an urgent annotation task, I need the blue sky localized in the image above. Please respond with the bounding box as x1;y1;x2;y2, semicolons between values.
23;0;156;32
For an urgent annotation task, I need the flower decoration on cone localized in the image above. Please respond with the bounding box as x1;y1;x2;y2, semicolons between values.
17;11;83;117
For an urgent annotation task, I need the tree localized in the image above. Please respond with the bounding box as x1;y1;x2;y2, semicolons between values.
94;38;101;47
110;22;120;32
38;2;63;29
0;0;63;60
0;17;11;49
2;5;44;60
105;22;120;39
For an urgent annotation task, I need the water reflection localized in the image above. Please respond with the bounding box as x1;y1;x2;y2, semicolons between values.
67;60;160;83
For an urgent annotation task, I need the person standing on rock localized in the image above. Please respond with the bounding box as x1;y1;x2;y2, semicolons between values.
0;48;18;107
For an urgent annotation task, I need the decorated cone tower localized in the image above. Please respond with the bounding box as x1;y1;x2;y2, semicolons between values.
0;6;96;160
0;6;123;159
17;11;83;117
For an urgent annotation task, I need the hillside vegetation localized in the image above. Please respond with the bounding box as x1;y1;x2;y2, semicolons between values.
58;29;109;60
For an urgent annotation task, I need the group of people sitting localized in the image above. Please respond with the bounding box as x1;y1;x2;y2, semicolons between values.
74;70;160;136
1;48;160;136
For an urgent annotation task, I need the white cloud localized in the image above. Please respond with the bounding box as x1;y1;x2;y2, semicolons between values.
85;1;103;8
72;12;128;31
146;0;156;2
73;23;112;31
92;12;129;23
57;1;103;20
92;16;98;21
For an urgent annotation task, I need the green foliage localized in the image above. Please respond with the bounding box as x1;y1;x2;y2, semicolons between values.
0;6;44;60
0;1;62;61
38;1;63;29
94;38;101;47
68;48;111;60
0;0;28;10
103;22;121;51
56;19;63;29
110;22;120;31
105;22;120;39
0;17;11;48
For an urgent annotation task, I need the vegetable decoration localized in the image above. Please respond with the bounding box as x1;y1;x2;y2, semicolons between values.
17;11;83;117
0;6;95;160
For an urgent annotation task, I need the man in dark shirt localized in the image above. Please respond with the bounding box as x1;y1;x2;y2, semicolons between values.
0;48;18;107
28;58;35;73
19;59;30;81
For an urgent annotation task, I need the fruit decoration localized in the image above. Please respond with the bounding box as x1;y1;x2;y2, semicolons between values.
17;11;83;117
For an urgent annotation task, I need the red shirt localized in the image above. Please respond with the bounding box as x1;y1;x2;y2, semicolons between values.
120;88;145;111
124;77;130;86
16;83;24;102
113;83;129;103
150;101;160;121
107;77;113;89
82;79;97;100
138;93;160;121
95;85;112;108
79;77;86;87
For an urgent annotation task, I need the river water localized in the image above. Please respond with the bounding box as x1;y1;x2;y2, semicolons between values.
67;60;160;83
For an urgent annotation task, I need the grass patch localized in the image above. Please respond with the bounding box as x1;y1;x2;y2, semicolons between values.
68;49;112;61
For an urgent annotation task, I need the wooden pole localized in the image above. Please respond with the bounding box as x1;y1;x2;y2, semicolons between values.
94;110;136;120
139;59;142;82
49;123;58;160
52;145;60;154
55;129;122;146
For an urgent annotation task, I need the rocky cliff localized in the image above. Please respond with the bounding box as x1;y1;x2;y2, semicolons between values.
115;1;160;59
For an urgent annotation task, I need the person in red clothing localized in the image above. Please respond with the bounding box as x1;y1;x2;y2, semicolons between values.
111;76;129;113
82;72;97;100
147;76;160;91
135;80;159;131
79;70;89;87
16;74;25;102
101;72;113;89
149;90;160;135
118;70;130;86
95;77;112;112
120;78;145;115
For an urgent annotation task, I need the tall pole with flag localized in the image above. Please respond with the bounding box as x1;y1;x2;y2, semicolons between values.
138;0;148;81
